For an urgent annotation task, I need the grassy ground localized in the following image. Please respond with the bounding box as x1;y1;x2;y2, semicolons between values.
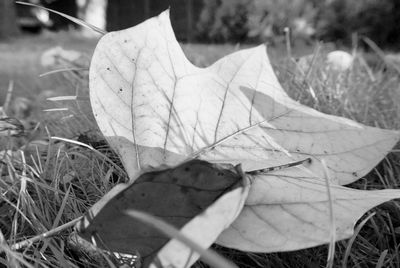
0;31;400;268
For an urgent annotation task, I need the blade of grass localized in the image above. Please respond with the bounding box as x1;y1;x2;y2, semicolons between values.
0;244;35;268
124;209;238;268
321;159;336;268
43;108;69;112
39;67;88;78
363;36;400;75
47;96;77;101
3;80;14;113
50;136;127;176
341;212;376;268
15;1;106;35
375;249;388;268
40;185;72;253
384;212;400;266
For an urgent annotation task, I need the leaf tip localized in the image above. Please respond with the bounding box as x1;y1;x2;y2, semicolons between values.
158;8;172;23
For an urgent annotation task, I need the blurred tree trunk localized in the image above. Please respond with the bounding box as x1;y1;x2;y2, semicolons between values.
0;0;20;39
105;0;203;41
106;0;146;31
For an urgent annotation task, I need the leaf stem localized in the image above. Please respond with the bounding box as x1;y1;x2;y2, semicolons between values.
247;157;312;175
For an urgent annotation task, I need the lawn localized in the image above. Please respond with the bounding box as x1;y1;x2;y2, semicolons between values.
0;30;400;268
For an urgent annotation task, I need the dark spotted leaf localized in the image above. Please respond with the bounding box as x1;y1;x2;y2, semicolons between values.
77;160;248;266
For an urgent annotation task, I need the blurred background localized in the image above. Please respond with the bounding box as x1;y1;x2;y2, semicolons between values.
1;0;400;135
2;0;399;48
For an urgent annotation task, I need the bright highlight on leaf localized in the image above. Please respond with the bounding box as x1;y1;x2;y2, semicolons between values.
79;9;400;266
217;168;400;252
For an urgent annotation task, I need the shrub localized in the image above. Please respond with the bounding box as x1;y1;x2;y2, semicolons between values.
316;0;400;48
196;0;318;44
196;0;252;43
196;0;400;49
247;0;317;44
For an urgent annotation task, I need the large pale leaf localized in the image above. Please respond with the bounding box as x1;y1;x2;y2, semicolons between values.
88;10;400;253
217;167;400;252
90;11;398;185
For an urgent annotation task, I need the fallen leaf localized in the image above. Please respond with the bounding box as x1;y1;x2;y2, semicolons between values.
86;10;400;257
89;10;398;185
76;160;244;263
148;169;249;268
217;167;400;252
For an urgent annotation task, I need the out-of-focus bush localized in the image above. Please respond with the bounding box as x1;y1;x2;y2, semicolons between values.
316;0;400;48
247;0;317;44
196;0;400;49
196;0;318;44
196;0;252;43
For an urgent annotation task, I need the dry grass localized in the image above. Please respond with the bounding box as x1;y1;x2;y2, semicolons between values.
0;32;399;268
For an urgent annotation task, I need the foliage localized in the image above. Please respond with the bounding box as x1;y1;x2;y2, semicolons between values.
197;0;400;49
247;0;317;44
196;0;252;43
196;0;318;43
316;0;400;48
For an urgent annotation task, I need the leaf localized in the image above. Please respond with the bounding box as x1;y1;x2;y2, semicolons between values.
216;167;400;252
144;174;249;268
87;10;400;255
89;10;399;185
76;160;246;265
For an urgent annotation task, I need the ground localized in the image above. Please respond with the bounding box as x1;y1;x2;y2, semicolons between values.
0;31;399;268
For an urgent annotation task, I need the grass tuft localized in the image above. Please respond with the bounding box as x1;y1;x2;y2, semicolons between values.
0;124;128;267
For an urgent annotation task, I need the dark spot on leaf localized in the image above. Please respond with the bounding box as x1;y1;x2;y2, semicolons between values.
119;88;123;92
184;167;190;172
116;193;124;200
141;230;148;236
195;204;204;210
189;187;201;192
352;172;358;177
180;187;188;194
324;150;328;154
107;67;110;71
217;172;224;177
124;40;127;43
